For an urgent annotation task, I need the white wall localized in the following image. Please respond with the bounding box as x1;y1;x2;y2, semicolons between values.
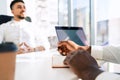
0;0;7;14
96;0;120;21
108;0;120;19
95;0;120;45
108;0;120;45
96;0;109;21
109;18;120;45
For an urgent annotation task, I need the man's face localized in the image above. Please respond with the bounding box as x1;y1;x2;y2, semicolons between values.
11;2;26;19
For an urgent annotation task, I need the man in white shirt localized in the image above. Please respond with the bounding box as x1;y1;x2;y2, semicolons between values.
0;0;45;54
58;40;120;80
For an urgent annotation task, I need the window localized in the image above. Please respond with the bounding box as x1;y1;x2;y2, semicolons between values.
94;0;120;73
58;0;91;44
58;0;68;26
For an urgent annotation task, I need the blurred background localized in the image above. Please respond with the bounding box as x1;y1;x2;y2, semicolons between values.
1;0;120;74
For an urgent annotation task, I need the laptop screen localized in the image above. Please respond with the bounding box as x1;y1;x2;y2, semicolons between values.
55;26;88;46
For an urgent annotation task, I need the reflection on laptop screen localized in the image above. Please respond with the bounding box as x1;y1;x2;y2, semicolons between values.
55;26;88;46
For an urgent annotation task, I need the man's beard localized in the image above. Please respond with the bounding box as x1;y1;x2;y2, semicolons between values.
17;15;25;20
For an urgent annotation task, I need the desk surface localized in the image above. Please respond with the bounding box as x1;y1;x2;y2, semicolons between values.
15;49;78;80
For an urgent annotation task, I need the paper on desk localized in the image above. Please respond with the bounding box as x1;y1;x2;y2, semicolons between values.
52;54;69;68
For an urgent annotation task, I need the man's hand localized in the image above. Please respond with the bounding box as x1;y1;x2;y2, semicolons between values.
34;46;45;51
24;42;34;52
17;42;34;54
17;42;46;54
64;50;103;80
24;43;45;52
58;40;91;56
17;42;25;54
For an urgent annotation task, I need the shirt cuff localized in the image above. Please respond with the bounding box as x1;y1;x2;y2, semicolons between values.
95;72;120;80
91;46;103;60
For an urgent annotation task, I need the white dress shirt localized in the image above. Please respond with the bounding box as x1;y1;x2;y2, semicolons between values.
0;19;36;47
91;45;120;80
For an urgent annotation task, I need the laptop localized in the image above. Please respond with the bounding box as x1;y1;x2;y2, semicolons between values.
55;26;88;46
52;26;88;68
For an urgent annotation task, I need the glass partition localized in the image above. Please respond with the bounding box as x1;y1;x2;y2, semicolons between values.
58;0;91;44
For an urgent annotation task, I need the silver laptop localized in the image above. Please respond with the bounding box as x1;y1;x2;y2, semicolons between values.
55;26;88;46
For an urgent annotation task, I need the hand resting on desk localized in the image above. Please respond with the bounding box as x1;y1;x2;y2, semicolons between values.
17;42;45;54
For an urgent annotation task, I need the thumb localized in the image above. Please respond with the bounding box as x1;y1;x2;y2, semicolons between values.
19;42;24;47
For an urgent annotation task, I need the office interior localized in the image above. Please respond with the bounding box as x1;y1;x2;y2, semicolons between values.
0;0;120;80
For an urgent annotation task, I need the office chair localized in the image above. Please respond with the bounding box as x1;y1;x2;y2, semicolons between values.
0;15;32;25
0;15;13;25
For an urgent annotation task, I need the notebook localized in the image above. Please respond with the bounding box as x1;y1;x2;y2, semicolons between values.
52;54;69;68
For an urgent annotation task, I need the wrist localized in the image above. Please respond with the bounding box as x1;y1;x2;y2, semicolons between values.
34;47;39;52
86;46;91;54
77;46;91;53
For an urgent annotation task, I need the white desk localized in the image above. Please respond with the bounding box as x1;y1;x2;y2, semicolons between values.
15;49;78;80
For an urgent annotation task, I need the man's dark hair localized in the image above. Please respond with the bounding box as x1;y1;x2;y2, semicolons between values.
10;0;24;10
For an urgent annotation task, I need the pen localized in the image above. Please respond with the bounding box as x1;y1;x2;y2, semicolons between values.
64;37;69;41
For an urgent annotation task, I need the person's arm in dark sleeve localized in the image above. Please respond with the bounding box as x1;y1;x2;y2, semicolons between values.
64;50;120;80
